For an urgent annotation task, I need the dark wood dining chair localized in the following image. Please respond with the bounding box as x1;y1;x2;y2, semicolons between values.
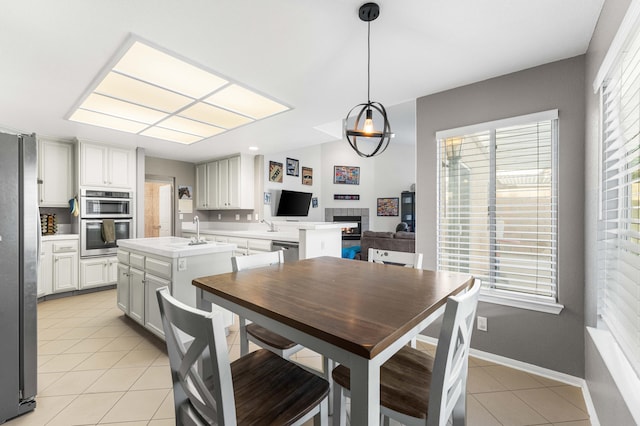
156;286;329;425
331;278;480;426
232;251;333;380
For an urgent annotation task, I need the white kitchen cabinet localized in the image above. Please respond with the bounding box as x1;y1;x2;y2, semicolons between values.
79;256;118;289
38;237;79;296
144;274;170;338
37;241;53;297
117;263;130;313
129;267;145;325
38;139;74;207
195;162;218;209
79;142;135;189
195;154;254;210
52;251;78;293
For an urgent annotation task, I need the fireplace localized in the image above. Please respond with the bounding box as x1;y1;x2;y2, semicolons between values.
334;215;361;240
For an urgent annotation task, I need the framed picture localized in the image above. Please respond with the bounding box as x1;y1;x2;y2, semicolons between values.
302;167;313;185
311;197;318;208
286;157;299;176
377;197;399;216
334;165;360;185
334;194;360;200
269;161;283;183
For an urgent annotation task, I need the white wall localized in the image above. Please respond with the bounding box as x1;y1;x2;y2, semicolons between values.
262;138;416;231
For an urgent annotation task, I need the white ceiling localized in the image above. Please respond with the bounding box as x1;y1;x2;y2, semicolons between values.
0;0;604;163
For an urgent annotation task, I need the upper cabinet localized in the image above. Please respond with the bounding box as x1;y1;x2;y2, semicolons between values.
38;139;74;207
196;154;254;210
79;142;135;189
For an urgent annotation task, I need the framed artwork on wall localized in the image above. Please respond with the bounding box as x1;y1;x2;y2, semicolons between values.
286;157;299;176
302;167;313;185
269;161;283;183
334;165;360;185
334;194;360;200
377;197;399;216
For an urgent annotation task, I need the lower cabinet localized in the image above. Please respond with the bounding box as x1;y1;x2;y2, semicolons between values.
38;238;79;296
129;268;145;325
117;263;130;313
144;274;170;337
79;256;118;289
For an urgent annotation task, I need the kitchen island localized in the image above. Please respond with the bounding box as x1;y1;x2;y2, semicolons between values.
116;237;236;338
182;221;356;259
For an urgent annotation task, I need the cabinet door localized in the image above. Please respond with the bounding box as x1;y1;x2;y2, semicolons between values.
226;155;241;209
206;161;219;209
39;140;73;207
195;163;208;209
129;268;145;324
108;147;133;188
80;258;108;289
107;257;119;282
217;158;230;208
37;241;53;297
117;264;130;313
53;251;78;292
145;274;170;338
81;143;108;187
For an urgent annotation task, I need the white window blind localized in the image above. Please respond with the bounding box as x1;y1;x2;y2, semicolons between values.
437;112;558;305
599;17;640;376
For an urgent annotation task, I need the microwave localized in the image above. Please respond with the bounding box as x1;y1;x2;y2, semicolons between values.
80;189;132;218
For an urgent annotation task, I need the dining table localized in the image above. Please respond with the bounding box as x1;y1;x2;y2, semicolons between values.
192;256;473;426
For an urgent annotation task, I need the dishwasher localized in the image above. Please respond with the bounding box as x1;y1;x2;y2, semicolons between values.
271;240;299;263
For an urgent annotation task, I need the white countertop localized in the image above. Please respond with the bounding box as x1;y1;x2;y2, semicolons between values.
42;234;79;241
181;222;355;243
117;237;236;259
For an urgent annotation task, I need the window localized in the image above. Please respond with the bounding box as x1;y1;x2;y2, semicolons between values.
598;19;640;376
436;111;560;313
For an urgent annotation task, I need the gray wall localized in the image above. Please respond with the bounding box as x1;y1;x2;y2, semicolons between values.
584;0;634;423
145;156;197;235
416;56;586;377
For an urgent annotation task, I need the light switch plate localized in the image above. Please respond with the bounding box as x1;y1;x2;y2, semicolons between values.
235;214;240;221
477;316;488;331
178;258;187;271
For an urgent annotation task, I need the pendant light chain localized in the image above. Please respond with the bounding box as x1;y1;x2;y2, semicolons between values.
367;21;371;104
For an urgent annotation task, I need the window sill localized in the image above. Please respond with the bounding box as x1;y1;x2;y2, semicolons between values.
479;291;564;314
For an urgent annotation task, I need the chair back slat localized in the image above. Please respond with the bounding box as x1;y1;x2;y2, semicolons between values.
368;248;424;269
232;250;284;272
156;287;237;425
427;279;480;426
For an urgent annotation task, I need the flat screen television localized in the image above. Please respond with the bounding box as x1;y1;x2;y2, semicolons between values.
276;190;312;217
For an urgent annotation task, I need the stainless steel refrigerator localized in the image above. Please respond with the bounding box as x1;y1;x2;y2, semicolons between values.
0;132;38;422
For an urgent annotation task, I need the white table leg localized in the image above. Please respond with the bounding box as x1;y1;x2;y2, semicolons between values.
349;358;380;426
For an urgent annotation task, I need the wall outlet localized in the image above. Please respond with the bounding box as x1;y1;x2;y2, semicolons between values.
246;213;252;221
218;214;221;220
178;258;187;271
255;213;259;221
477;316;488;332
235;214;240;221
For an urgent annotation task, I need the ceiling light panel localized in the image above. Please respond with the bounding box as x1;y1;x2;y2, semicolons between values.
205;84;289;119
114;41;228;98
179;102;253;129
157;116;225;138
140;127;202;144
69;38;291;145
69;109;149;133
79;93;168;124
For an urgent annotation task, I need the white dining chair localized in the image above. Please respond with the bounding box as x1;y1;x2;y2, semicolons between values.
368;248;424;269
232;251;334;381
156;286;329;425
331;279;480;426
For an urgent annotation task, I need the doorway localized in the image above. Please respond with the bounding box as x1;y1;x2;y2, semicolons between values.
144;176;174;237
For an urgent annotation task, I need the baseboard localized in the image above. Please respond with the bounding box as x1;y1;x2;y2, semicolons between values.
416;335;600;426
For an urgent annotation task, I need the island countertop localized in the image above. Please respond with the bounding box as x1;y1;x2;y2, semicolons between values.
117;237;236;259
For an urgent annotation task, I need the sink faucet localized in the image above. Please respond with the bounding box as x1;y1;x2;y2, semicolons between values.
193;216;201;242
261;219;277;232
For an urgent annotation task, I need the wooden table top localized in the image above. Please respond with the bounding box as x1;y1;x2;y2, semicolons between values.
193;257;473;359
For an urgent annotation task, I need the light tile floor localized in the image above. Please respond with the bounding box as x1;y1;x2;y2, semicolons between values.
7;289;591;426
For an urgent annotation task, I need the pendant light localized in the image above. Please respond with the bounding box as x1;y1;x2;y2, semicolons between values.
345;2;394;158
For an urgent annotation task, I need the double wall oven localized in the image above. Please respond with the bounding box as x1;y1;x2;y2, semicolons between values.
80;189;133;257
